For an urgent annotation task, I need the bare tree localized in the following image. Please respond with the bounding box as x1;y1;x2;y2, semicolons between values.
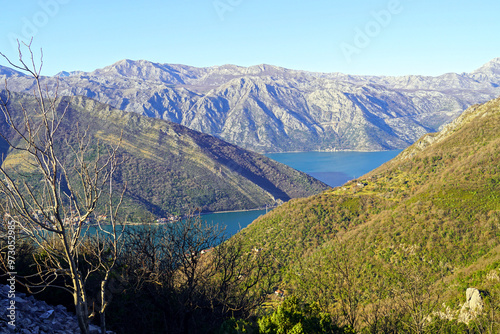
329;239;366;330
119;215;273;333
391;255;442;334
292;237;365;330
81;186;124;334
359;269;404;334
0;40;123;334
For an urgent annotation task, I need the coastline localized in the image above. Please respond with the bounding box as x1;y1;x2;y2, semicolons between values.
200;206;274;216
99;206;274;227
262;148;403;154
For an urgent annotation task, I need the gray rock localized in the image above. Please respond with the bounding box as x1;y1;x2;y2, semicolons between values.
40;309;55;320
89;324;102;333
2;58;500;153
459;287;484;324
55;304;66;311
0;285;115;334
14;296;28;303
50;321;63;331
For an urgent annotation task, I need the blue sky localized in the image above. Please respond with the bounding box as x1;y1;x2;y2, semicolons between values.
1;0;499;77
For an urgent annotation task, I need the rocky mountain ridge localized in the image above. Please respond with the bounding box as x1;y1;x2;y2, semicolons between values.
397;96;500;160
1;58;500;152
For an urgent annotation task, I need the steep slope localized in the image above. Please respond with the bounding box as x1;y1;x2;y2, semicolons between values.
1;59;499;152
0;92;328;219
237;96;500;321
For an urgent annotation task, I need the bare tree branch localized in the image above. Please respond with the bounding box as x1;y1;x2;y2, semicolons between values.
0;41;123;334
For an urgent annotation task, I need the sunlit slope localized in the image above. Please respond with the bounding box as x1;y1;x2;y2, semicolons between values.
239;96;500;296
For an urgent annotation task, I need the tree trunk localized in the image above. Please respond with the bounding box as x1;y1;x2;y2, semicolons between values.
100;279;108;334
100;312;106;334
74;290;90;334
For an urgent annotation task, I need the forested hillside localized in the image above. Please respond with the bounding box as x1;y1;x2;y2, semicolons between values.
0;92;327;219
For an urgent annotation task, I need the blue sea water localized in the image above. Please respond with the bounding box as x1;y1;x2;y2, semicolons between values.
88;209;268;239
265;150;402;187
200;150;402;234
200;209;268;236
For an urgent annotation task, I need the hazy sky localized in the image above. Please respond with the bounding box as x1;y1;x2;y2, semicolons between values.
1;0;499;76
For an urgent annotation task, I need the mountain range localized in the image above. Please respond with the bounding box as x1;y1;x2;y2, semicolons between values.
1;58;499;153
0;92;328;218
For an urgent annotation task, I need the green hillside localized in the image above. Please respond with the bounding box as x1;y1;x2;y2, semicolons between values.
0;92;328;219
238;97;500;331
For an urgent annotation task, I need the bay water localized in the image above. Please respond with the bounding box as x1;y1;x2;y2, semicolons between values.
99;150;402;237
265;150;402;187
196;150;402;235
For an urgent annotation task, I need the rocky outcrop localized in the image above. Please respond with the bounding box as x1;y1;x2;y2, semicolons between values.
434;288;486;324
0;285;110;334
1;59;500;153
458;288;484;324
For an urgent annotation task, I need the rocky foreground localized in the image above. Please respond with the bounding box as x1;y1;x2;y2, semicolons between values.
0;285;111;334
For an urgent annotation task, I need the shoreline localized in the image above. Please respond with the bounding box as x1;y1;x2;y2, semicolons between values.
200;206;274;216
98;206;274;227
263;148;403;154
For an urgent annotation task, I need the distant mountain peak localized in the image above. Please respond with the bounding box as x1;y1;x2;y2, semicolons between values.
472;57;500;75
487;57;500;64
55;70;83;77
0;65;26;77
101;59;159;72
2;58;500;153
248;64;285;72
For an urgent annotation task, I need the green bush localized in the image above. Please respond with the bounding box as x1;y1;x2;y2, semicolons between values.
257;296;347;334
